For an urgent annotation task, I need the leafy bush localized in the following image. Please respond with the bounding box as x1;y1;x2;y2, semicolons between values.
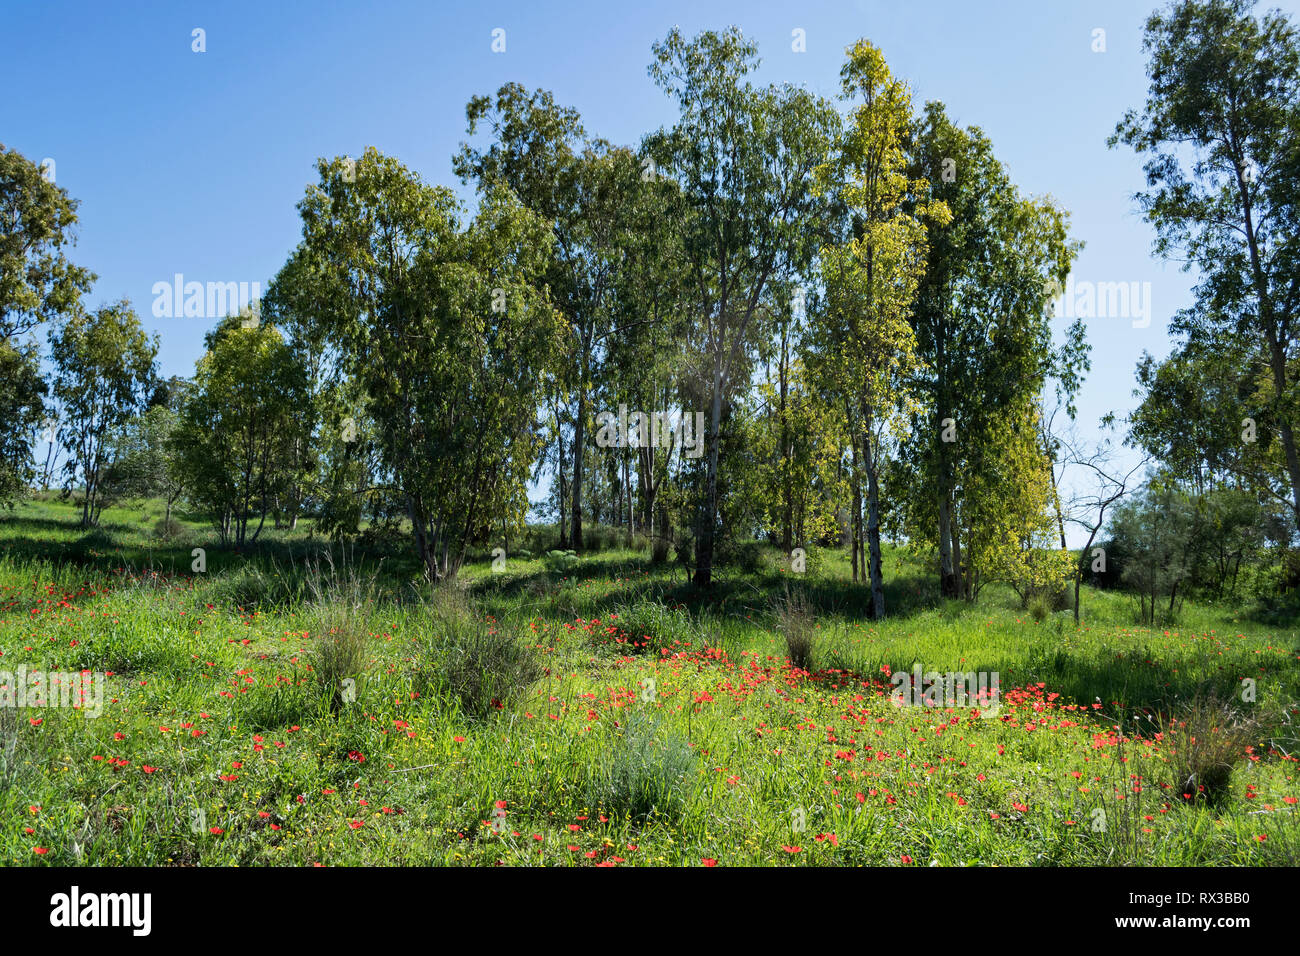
789;543;827;576
580;525;624;553
1006;547;1074;611
545;549;579;573
152;516;186;541
718;539;764;573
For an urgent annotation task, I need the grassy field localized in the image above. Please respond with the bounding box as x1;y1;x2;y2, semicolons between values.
2;495;1298;866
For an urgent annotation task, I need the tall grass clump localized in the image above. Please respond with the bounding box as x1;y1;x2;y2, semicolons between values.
206;560;306;612
1158;692;1261;804
424;587;541;718
775;585;816;670
305;558;376;714
604;599;697;654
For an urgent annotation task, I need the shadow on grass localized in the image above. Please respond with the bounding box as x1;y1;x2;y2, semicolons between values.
464;549;951;634
0;511;426;612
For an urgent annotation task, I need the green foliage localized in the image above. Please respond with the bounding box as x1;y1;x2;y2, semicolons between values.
102;399;184;512
49;301;157;528
544;549;578;573
1108;485;1198;624
898;103;1081;603
807;40;947;616
170;315;309;547
420;591;542;718
1112;0;1300;537
295;148;566;580
0;147;96;507
0;339;47;505
204;562;306;612
646;26;838;586
9;19;1300;869
607;599;697;654
0;147;96;341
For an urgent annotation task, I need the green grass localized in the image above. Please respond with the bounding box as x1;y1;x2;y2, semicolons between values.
1;496;1297;866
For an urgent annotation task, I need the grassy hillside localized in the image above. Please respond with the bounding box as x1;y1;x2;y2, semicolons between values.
2;497;1297;866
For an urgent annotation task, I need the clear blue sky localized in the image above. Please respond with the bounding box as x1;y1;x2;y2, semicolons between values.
6;0;1295;540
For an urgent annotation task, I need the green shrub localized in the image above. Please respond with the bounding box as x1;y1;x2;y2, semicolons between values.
545;549;579;573
718;539;764;573
152;516;186;541
439;631;541;718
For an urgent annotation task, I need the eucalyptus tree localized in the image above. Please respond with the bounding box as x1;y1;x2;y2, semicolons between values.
171;313;306;547
102;378;190;525
602;151;692;560
454;85;636;552
754;283;843;557
1129;331;1276;497
645;27;838;586
0;146;96;504
1111;0;1300;532
49;300;157;527
260;247;332;531
807;40;947;616
902;103;1080;599
296;149;564;579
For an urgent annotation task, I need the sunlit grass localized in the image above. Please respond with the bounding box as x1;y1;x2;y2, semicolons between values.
1;497;1296;866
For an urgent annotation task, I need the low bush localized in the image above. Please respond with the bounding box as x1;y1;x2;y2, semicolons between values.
584;713;694;822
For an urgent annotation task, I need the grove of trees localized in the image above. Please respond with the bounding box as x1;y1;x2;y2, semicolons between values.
4;0;1300;625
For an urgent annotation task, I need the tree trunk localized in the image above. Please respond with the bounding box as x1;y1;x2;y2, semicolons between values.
653;500;670;563
950;521;966;601
850;473;860;584
1267;340;1300;534
570;384;586;552
693;364;725;588
861;404;885;619
938;475;957;598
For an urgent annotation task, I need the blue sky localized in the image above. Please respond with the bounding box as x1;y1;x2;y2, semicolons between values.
6;0;1295;540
